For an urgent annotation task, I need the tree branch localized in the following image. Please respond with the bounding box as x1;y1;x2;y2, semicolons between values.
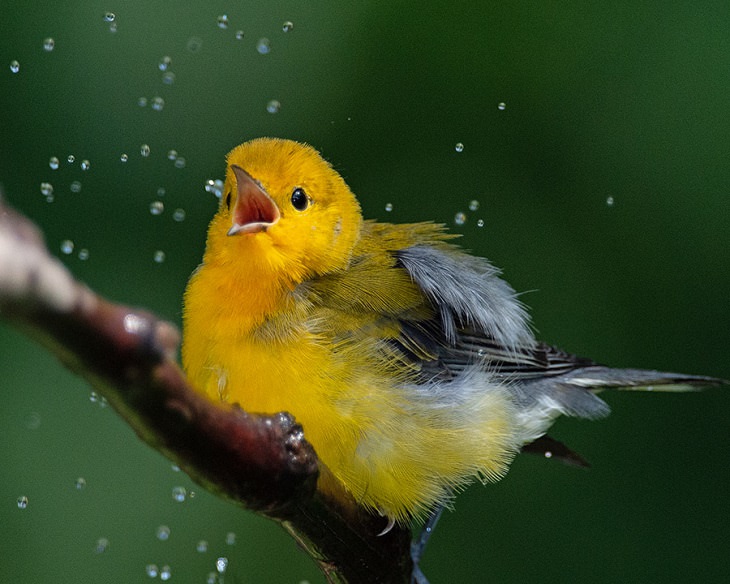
0;196;412;584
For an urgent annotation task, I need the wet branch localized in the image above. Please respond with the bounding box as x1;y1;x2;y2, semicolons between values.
0;197;412;584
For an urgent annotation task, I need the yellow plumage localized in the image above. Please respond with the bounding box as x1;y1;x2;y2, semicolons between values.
183;137;720;523
182;138;521;522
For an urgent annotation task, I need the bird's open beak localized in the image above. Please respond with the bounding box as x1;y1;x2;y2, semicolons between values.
227;165;280;236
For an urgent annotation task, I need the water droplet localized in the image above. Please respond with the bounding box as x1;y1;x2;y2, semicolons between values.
140;144;151;157
10;60;20;73
43;38;55;52
25;411;41;429
75;477;86;490
454;211;467;225
174;157;186;169
67;154;75;164
103;12;116;22
186;37;203;53
497;102;506;111
235;30;244;40
606;196;615;207
256;38;270;54
477;218;485;228
468;199;480;211
204;179;224;198
385;203;393;212
157;187;166;197
80;159;90;171
454;142;464;153
78;248;89;261
154;250;166;264
225;532;236;545
160;565;171;581
150;201;164;215
156;525;170;541
167;150;177;161
217;14;229;29
70;181;82;193
216;557;228;574
282;21;294;32
151;96;165;111
171;463;180;472
172;208;186;222
266;99;281;114
95;538;109;553
17;496;28;509
158;56;171;71
544;450;553;459
89;391;100;403
40;182;53;196
120;153;128;162
49;156;60;170
161;72;175;85
60;240;74;254
138;96;148;108
197;540;208;553
145;564;159;578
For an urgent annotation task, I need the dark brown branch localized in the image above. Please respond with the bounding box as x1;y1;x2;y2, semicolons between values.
0;197;412;584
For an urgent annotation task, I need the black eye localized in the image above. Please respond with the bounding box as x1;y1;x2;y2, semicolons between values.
225;192;231;210
291;187;309;211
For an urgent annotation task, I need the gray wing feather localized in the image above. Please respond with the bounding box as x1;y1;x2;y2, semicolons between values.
393;245;724;425
395;245;534;350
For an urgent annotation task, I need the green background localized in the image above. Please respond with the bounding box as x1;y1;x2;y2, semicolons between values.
1;2;728;583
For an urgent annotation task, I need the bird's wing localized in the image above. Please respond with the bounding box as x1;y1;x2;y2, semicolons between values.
304;234;723;406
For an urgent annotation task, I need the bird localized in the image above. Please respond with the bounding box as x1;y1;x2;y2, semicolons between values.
182;137;724;527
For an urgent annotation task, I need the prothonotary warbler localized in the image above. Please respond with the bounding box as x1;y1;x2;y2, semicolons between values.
182;137;723;526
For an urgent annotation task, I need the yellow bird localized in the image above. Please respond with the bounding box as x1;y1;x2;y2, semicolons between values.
182;137;721;525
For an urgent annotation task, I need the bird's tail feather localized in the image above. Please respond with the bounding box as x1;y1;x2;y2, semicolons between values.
561;366;726;393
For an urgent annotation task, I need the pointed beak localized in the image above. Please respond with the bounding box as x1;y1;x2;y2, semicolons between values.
227;165;280;236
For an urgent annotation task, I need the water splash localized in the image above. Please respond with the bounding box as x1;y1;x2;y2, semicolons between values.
256;38;270;54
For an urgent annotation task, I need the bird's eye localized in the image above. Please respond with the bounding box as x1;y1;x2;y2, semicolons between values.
291;187;310;211
225;192;231;210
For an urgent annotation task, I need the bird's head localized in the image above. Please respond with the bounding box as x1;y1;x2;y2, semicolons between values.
206;138;363;284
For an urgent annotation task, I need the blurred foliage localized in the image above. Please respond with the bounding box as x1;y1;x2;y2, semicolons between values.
1;1;728;583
